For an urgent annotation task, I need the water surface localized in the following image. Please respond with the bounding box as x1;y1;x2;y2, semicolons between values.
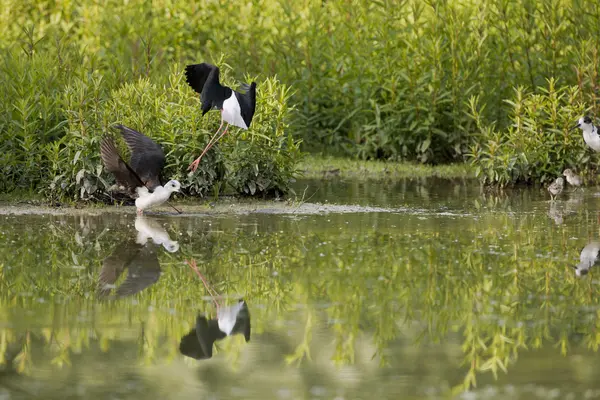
1;178;600;399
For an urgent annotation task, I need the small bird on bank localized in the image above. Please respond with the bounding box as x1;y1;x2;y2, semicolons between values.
100;124;181;215
563;169;583;189
547;177;564;200
184;62;257;172
573;116;600;151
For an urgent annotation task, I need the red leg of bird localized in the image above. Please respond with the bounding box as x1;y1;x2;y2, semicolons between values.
186;259;220;308
188;111;224;172
199;123;230;157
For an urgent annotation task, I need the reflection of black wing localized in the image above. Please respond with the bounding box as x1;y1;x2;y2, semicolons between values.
179;315;226;360
100;137;145;195
115;245;161;297
231;300;251;342
98;241;161;299
114;124;165;190
98;241;142;297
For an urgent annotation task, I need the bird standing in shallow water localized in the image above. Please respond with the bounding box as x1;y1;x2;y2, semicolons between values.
100;124;181;214
563;169;583;189
547;177;564;200
184;63;257;172
573;116;600;152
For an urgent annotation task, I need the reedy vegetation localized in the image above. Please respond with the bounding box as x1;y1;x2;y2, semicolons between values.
2;0;600;193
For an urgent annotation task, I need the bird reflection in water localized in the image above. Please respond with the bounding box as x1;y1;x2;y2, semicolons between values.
574;241;600;277
179;259;251;360
97;215;179;298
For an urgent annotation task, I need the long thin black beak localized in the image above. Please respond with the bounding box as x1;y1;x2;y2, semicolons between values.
571;124;580;131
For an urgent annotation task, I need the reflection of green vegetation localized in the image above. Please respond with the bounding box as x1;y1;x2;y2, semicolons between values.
298;155;475;180
0;200;599;396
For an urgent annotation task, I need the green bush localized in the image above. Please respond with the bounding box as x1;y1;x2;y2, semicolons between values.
466;79;592;186
46;64;299;200
3;0;600;179
0;43;300;200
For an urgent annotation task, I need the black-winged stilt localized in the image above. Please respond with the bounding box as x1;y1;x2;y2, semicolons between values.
563;169;583;189
547;177;563;200
184;63;257;172
573;116;600;151
100;124;181;214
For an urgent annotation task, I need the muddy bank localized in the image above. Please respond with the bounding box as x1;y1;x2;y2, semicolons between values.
0;201;471;217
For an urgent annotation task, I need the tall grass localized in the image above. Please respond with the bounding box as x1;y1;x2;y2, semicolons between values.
2;0;600;194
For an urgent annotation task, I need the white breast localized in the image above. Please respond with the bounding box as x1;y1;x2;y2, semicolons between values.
583;128;600;152
222;93;248;130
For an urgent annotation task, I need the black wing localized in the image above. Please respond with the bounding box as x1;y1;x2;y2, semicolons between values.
234;82;257;129
185;63;217;95
100;136;145;195
114;124;165;190
185;63;229;115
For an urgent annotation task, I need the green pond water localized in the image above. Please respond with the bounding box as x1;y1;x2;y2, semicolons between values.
1;178;600;399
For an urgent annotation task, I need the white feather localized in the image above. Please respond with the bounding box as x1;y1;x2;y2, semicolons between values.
222;93;248;129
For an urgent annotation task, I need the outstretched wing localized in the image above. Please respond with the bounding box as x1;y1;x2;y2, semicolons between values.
113;124;165;190
100;136;145;194
185;63;218;95
185;63;227;115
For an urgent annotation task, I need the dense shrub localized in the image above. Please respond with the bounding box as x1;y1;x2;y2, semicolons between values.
466;80;592;186
2;0;600;190
0;47;300;199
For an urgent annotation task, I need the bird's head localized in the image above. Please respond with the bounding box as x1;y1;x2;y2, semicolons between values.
166;180;181;193
563;169;573;177
572;116;594;131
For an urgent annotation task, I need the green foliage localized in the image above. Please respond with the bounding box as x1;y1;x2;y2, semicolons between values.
3;0;600;175
466;79;592;186
0;40;300;200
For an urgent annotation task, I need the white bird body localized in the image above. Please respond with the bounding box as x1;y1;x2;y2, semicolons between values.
222;93;248;129
134;180;181;213
583;128;600;151
134;214;179;253
575;116;600;151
